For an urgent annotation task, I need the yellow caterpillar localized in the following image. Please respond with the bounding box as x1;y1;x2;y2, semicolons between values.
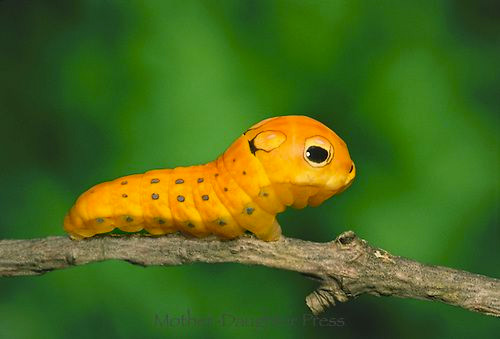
64;115;356;241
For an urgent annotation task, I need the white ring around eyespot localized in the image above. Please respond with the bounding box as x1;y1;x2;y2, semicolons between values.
303;136;334;168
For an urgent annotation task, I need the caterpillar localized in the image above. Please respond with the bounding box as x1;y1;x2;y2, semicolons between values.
64;115;356;241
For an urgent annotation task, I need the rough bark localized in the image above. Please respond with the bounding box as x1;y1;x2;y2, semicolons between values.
0;231;498;317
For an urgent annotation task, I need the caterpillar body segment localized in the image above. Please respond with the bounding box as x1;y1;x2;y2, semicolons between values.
212;156;277;240
64;115;356;241
139;169;175;235
221;136;285;215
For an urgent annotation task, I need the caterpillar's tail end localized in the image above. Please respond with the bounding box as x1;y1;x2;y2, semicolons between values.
63;211;91;240
67;232;85;240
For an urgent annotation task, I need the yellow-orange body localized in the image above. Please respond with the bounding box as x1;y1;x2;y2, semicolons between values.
64;116;356;241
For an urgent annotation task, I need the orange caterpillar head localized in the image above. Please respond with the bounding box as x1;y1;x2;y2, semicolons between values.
242;115;356;208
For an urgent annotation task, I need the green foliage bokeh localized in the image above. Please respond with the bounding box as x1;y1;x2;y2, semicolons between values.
0;1;498;338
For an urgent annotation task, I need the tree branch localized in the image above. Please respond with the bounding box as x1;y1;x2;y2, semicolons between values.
0;231;498;317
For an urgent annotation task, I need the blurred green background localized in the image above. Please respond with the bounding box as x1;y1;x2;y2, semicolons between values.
0;0;498;338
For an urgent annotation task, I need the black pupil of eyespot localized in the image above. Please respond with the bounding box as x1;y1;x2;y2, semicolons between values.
306;146;329;163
